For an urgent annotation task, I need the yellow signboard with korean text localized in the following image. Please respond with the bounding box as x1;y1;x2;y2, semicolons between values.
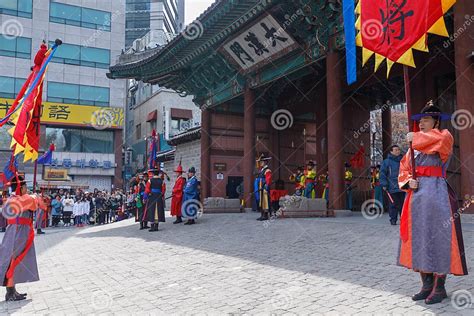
0;98;124;129
43;168;69;181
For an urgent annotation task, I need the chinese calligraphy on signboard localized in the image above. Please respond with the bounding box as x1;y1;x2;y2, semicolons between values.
223;15;296;72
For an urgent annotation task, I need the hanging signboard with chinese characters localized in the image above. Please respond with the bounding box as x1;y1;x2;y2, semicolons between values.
222;14;298;73
0;98;124;129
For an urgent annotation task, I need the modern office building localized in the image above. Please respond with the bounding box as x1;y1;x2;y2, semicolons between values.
0;0;126;191
125;0;185;48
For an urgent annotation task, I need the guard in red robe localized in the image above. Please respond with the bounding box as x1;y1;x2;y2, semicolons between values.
255;154;272;221
398;103;468;305
0;175;46;301
170;164;186;224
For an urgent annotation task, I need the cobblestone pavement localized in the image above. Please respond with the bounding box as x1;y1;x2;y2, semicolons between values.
0;212;473;315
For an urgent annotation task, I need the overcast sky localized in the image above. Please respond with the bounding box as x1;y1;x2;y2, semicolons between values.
185;0;215;24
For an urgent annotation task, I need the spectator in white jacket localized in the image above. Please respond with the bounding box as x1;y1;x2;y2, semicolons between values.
62;194;74;226
73;199;82;226
82;198;90;225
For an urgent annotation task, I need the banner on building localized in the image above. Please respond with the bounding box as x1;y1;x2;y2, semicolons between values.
0;98;124;129
43;168;69;181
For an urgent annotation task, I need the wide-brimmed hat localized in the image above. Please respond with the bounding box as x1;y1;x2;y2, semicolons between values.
344;162;351;168
411;101;451;121
175;165;184;173
307;160;315;166
188;167;196;173
256;154;271;162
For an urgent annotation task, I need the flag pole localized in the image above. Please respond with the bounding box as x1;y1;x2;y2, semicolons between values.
303;128;307;164
403;66;416;181
33;160;38;192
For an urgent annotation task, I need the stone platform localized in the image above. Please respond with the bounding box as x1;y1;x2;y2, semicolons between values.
203;197;243;214
278;196;329;218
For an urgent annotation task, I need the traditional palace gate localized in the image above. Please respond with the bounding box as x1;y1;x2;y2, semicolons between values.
109;0;473;212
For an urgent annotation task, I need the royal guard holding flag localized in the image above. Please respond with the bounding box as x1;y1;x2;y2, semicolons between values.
304;161;317;198
34;191;48;235
135;172;148;230
170;162;186;224
289;166;305;196
344;162;353;210
398;102;468;305
0;175;46;301
255;154;272;221
370;165;383;207
143;169;165;232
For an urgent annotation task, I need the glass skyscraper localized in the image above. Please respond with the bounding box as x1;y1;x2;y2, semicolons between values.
125;0;185;48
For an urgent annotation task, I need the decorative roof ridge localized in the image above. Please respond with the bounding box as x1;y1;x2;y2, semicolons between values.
109;0;276;78
167;126;202;146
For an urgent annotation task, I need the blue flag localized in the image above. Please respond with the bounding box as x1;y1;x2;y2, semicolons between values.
343;0;357;85
3;154;18;182
38;150;52;165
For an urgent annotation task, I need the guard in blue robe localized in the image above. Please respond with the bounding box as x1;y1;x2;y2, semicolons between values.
182;167;200;225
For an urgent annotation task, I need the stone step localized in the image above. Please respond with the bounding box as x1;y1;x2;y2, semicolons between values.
204;208;243;214
280;210;328;218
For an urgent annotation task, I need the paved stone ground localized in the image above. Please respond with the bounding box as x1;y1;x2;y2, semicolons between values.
0;211;473;315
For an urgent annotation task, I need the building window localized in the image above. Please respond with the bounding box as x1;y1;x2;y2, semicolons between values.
0;125;11;150
47;82;110;107
46;128;114;154
0;76;26;99
50;2;111;31
136;124;142;140
0;0;33;18
126;0;151;12
170;118;192;137
49;42;110;68
0;36;31;59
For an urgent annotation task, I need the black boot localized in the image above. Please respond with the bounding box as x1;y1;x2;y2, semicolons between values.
173;216;183;224
5;287;26;301
0;228;5;232
143;222;150;229
37;229;45;235
13;286;27;298
425;274;447;305
139;222;145;230
412;272;434;301
149;224;158;232
256;211;264;221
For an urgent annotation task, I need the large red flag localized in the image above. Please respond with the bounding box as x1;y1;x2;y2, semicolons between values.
8;43;49;162
350;144;365;169
356;0;456;76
